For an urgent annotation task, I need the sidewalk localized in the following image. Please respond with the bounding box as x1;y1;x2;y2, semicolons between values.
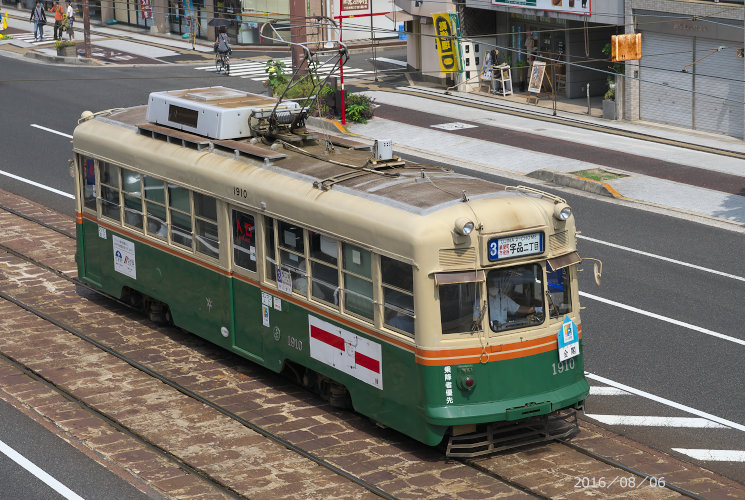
332;83;745;228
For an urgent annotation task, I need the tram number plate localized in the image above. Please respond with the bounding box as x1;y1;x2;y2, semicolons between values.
488;232;543;261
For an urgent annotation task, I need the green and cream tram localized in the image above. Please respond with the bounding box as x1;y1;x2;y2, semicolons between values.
73;87;590;455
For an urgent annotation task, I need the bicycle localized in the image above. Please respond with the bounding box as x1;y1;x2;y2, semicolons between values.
215;51;230;75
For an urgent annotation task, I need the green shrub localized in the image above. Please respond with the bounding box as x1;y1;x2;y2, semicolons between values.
344;93;374;123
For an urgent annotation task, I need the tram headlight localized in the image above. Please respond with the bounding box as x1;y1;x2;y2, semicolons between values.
553;203;572;221
454;217;475;236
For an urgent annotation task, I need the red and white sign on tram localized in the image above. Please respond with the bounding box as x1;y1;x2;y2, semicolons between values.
308;315;383;390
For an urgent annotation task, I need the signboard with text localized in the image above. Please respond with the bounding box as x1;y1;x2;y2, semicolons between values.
341;0;369;11
432;13;461;73
491;0;590;16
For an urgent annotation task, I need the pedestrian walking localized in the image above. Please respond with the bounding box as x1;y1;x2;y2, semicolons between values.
29;1;46;41
50;0;64;40
65;0;74;40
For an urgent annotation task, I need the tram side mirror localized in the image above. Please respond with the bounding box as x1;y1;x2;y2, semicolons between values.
594;262;602;286
581;257;603;286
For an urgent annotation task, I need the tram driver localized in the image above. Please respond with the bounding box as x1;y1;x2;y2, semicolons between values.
487;271;542;330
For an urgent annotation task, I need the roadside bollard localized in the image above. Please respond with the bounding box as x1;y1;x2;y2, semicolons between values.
586;84;591;115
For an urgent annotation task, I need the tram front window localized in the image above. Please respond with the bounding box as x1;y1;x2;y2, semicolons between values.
547;266;572;318
487;264;544;333
439;281;480;334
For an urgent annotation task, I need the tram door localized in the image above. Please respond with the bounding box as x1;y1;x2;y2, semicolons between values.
230;208;264;361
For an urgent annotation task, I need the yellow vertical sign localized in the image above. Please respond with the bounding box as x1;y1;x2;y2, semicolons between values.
432;13;460;72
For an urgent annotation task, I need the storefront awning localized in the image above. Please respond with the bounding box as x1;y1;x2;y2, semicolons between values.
385;11;415;23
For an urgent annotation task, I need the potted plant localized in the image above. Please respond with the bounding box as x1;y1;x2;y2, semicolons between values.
55;40;77;57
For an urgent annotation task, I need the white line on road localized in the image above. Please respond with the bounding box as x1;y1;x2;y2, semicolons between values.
584;415;727;428
589;386;629;396
372;57;407;67
0;169;74;199
671;449;745;462
580;291;745;346
578;235;745;282
0;439;85;500
31;124;73;139
585;372;745;433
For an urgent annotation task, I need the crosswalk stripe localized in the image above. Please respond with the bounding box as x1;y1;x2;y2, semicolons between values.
585;415;728;428
672;449;745;462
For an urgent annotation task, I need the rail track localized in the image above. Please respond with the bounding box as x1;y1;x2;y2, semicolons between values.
0;192;725;499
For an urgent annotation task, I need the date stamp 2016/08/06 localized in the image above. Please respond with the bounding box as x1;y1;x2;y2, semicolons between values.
575;476;666;489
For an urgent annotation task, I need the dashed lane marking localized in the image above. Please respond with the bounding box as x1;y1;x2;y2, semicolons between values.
584;415;728;428
589;386;629;396
672;449;745;462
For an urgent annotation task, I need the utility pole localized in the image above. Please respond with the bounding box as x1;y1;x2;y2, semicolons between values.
289;0;307;75
82;0;90;58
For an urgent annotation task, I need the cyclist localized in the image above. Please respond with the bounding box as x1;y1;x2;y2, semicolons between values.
214;25;231;73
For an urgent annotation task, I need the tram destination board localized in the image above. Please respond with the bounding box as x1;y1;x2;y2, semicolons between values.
488;232;544;261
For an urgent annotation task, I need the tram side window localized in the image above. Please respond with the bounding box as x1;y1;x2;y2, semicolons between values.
194;192;219;259
232;210;256;272
278;220;307;295
79;156;96;211
264;217;276;283
440;282;480;334
381;256;415;335
99;162;121;222
121;169;143;230
168;184;193;249
308;231;339;306
487;264;544;333
143;175;167;240
342;243;373;321
547;266;572;318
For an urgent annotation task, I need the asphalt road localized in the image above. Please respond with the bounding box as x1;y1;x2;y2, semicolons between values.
2;54;745;484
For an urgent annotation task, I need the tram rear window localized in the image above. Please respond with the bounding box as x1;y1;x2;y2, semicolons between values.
168;105;199;128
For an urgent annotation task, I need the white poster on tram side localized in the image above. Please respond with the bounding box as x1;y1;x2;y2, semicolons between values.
557;316;580;362
308;315;383;390
112;235;136;279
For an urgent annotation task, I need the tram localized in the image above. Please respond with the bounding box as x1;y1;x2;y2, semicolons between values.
72;86;595;456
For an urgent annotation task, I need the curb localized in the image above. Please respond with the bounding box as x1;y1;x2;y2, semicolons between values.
24;49;99;65
527;169;624;198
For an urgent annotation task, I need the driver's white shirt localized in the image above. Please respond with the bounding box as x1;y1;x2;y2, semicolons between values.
488;292;520;324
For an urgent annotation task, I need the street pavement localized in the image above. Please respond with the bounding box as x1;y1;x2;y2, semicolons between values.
2;4;744;229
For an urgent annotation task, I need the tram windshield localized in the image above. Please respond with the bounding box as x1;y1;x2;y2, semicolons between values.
486;264;544;333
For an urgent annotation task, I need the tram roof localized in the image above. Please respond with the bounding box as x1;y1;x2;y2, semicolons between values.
77;105;543;217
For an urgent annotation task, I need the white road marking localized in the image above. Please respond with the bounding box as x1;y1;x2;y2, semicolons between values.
0;439;85;500
589;386;629;396
580;291;745;346
578;235;745;283
30;124;73;139
0;169;74;199
584;415;727;428
372;57;407;67
672;449;745;462
585;372;745;433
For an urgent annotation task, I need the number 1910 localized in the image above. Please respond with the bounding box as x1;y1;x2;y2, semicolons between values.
552;359;575;375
